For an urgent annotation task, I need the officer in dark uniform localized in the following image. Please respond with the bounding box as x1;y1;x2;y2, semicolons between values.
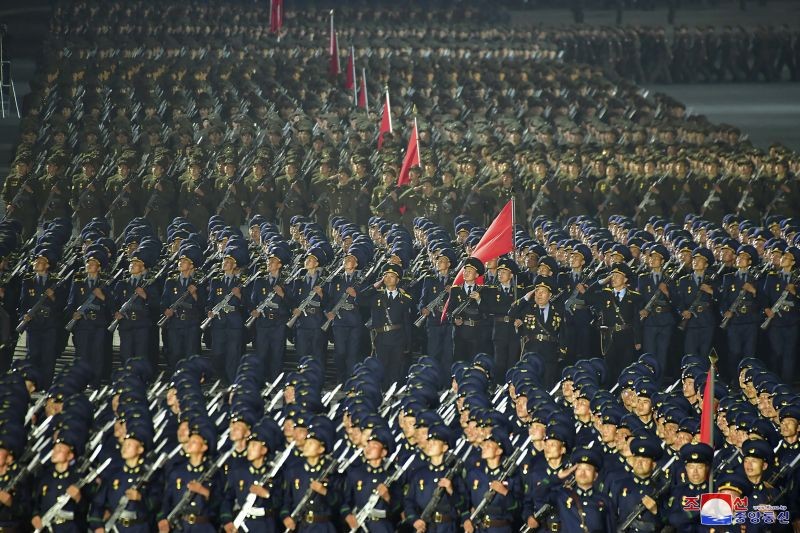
676;247;718;358
207;243;249;384
462;427;521;533
663;442;712;531
741;439;781;512
113;243;160;367
404;423;464;533
161;244;206;371
636;243;676;375
141;153;178;240
71;152;107;230
105;151;142;238
512;277;563;390
761;246;800;380
585;263;642;381
288;245;328;375
719;244;761;367
221;417;283;533
418;247;456;381
19;247;66;387
610;436;663;532
280;415;341;533
249;244;291;382
68;244;114;386
483;258;524;385
446;257;489;363
324;244;368;383
0;424;31;531
557;243;594;364
358;263;413;389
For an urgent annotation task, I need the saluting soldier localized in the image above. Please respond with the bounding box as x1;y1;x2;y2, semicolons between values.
512;277;564;390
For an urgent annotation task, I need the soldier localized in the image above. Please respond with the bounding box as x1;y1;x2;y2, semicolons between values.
418;247;456;382
446;258;490;363
327;166;361;220
288;246;328;375
243;155;279;222
18;247;66;387
221;418;283;533
719;245;761;367
206;243;249;384
636;244;677;374
68;245;114;386
483;258;523;385
38;151;72;223
276;156;309;238
160;245;206;371
358;263;413;389
2;151;40;237
141;155;178;240
583;263;642;381
761;246;800;380
0;424;31;530
610;436;663;532
512;277;564;390
557;243;594;364
324;245;368;383
113;244;160;368
663;443;712;531
676;247;718;358
280;416;341;533
72;152;107;230
178;155;213;235
249;244;291;382
214;155;245;228
105;151;142;238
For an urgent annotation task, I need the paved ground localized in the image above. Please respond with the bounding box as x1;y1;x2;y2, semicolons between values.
646;82;800;150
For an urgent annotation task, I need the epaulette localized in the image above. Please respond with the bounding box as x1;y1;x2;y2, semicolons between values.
629;289;640;296
602;287;613;292
399;289;412;299
74;272;86;281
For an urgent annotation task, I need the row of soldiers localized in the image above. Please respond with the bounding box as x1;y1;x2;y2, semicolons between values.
1;309;800;532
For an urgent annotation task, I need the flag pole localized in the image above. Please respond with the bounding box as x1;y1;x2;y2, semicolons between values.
386;87;393;132
362;68;369;110
351;46;357;105
708;350;717;492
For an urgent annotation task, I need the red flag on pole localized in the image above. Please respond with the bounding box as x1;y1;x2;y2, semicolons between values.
357;68;368;110
396;119;420;187
440;200;516;322
699;365;715;447
377;89;393;149
269;0;283;33
328;11;340;79
345;46;356;95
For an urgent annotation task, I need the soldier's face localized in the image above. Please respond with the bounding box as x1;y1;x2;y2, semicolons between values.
302;437;324;458
230;420;251;443
247;440;268;462
121;438;144;461
685;463;708;485
533;287;550;306
186;435;208;455
648;253;664;269
15;162;29;175
543;439;565;460
529;423;546;442
304;256;319;271
692;256;708;272
344;256;358;271
735;254;751;269
573;398;590;417
780;417;798;438
599;423;616;444
574;464;598;488
52;443;74;465
86;259;100;275
364;440;386;462
631;456;655;477
781;253;795;270
129;260;145;276
424;438;447;458
635;397;652;417
33;256;49;272
463;267;477;282
498;270;512;284
743;456;766;478
569;253;584;269
479;440;502;461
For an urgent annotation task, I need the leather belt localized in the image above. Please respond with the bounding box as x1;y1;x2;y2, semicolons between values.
652;306;665;313
480;517;511;528
373;324;401;333
432;512;452;523
530;333;556;342
461;319;479;327
184;514;211;524
613;324;630;331
571;304;586;310
304;512;331;523
738;305;750;314
494;316;512;323
119;517;147;527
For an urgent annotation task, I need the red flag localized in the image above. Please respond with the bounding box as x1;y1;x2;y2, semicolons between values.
377;90;393;149
440;200;516;322
357;68;368;110
396;119;420;187
269;0;283;33
344;46;356;93
328;11;340;79
699;365;715;447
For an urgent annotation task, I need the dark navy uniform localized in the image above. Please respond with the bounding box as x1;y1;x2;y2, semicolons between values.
664;480;708;532
511;296;563;390
279;457;342;533
341;458;402;533
0;461;33;530
483;280;523;385
675;273;717;357
324;271;364;382
637;270;677;373
446;283;490;363
159;459;223;532
418;273;454;380
250;273;290;381
288;271;327;373
221;463;283;533
548;485;615;533
463;463;522;533
89;461;163;532
403;460;466;533
719;269;761;365
760;270;798;379
557;270;594;363
207;273;246;383
19;271;66;386
160;273;206;370
357;284;413;388
113;275;159;364
586;283;643;382
33;465;88;532
67;274;114;386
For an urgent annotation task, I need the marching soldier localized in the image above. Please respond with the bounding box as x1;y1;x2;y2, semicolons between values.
288;246;328;375
105;151;142;238
557;244;595;364
0;425;31;530
610;436;663;532
719;244;762;367
418;247;455;376
676;247;718;358
636;244;676;374
761;246;800;380
512;277;564;390
249;244;291;382
483;258;523;385
72;152;107;230
141;154;178;240
446;258;490;363
113;244;160;368
663;443;712;531
160;245;206;371
276;156;309;238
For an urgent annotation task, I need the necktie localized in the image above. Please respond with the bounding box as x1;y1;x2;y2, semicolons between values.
539;307;546;322
88;279;94;290
182;278;187;289
654;273;660;285
390;291;395;301
225;276;232;287
466;286;471;296
616;291;622;302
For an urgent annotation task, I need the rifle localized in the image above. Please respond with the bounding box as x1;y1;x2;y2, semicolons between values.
65;269;124;331
35;457;113;533
232;442;296;532
17;270;75;333
215;173;245;216
245;274;285;329
678;269;720;331
419;442;471;525
200;273;259;331
641;261;677;316
765;451;800;505
469;436;531;523
527;176;552;226
286;264;344;328
634;174;668;217
449;285;483;318
165;449;234;529
414;286;450;328
2;449;50;492
719;267;754;329
157;269;216;327
349;453;415;533
525;477;575;530
321;271;363;332
25;393;47;426
108;258;173;332
105;446;179;532
761;271;798;329
616;456;677;532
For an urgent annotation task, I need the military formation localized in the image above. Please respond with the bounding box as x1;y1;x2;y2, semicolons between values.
1;0;800;531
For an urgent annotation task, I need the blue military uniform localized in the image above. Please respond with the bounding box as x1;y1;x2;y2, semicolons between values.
288;264;328;373
760;264;799;380
663;443;713;533
161;270;206;370
719;257;761;366
636;255;677;373
341;457;403;533
221;463;283;533
160;458;223;531
89;461;163;532
113;272;159;364
0;453;32;530
250;271;291;381
324;268;365;382
675;269;718;357
34;465;88;532
610;437;664;533
206;271;247;383
67;268;114;386
556;245;595;363
418;269;454;383
482;259;524;385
